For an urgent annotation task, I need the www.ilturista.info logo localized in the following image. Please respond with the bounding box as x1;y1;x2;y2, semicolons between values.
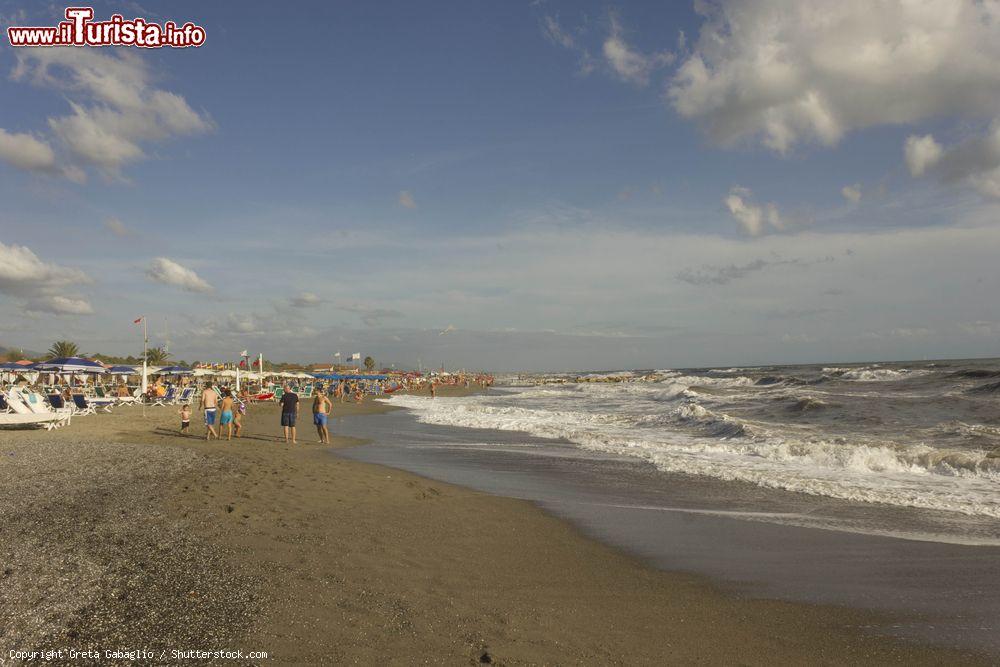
7;7;206;48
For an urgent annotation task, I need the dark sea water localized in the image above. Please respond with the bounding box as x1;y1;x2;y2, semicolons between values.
388;359;1000;534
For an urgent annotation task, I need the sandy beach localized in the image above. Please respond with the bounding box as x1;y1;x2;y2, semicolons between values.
0;389;990;665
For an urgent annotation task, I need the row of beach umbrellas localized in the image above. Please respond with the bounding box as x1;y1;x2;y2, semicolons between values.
0;357;194;375
3;357;319;381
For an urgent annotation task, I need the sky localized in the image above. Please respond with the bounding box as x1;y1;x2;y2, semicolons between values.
1;0;1000;371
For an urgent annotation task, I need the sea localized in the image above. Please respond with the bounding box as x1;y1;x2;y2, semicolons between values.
387;359;1000;540
336;358;1000;653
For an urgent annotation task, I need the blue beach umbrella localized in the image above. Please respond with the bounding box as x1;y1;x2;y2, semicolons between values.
34;356;107;374
152;365;194;375
106;365;138;375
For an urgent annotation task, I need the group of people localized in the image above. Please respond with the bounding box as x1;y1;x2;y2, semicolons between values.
190;382;332;445
182;372;494;445
188;382;245;440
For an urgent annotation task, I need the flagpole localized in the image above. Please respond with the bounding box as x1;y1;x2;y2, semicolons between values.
141;316;147;418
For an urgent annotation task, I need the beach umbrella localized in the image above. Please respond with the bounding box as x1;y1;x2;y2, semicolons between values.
0;362;26;370
34;356;107;374
152;365;194;375
106;365;138;375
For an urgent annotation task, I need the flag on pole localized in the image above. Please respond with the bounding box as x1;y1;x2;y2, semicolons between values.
133;316;143;324
351;352;361;361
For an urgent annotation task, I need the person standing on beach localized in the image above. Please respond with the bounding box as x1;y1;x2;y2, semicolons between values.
279;384;299;444
219;389;235;441
313;390;331;444
200;382;219;440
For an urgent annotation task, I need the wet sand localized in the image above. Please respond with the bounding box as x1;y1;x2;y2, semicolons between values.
0;389;990;664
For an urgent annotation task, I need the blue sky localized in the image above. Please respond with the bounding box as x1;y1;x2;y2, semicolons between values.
2;0;1000;371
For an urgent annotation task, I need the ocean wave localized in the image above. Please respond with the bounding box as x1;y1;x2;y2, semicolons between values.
666;375;755;389
822;367;920;381
787;397;827;414
967;380;1000;394
385;392;1000;518
949;369;1000;379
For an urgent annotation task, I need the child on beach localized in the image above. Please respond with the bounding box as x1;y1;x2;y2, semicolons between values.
234;400;245;438
179;404;191;433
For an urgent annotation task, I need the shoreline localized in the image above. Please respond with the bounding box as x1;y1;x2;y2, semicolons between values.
0;393;990;664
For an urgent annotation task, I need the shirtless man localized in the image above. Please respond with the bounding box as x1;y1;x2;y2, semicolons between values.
312;390;332;444
219;388;235;441
200;381;219;440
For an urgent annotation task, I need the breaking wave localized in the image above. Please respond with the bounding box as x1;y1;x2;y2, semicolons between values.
385;386;1000;519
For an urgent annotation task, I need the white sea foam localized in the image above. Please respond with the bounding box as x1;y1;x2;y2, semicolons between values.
385;388;1000;519
822;366;926;381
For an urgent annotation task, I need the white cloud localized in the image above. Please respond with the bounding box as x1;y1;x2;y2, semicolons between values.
0;128;56;172
146;257;212;293
541;15;576;49
724;186;783;236
905;123;1000;198
338;303;404;327
0;241;93;315
398;190;417;209
103;217;131;237
959;321;1000;337
290;292;322;308
904;134;943;176
602;14;674;86
841;184;862;203
27;295;94;315
670;0;1000;153
12;48;212;177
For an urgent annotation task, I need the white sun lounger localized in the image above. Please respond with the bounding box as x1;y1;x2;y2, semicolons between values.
0;412;64;429
2;391;66;430
11;389;73;428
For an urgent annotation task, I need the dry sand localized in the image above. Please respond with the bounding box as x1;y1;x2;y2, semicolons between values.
0;389;990;665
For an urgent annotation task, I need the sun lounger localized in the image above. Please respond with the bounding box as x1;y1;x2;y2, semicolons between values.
2;391;66;430
176;387;195;404
71;394;97;416
151;386;176;407
15;389;72;427
0;411;64;429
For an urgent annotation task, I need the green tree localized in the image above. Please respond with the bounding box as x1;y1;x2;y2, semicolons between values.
364;356;375;372
48;340;79;358
146;346;171;365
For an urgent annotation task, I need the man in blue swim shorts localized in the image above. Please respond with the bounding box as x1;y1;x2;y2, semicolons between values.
200;381;219;441
279;384;299;444
313;390;332;444
219;388;235;440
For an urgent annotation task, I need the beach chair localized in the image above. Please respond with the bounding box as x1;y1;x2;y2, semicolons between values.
87;387;116;413
273;387;284;402
151;386;176;407
300;385;313;398
3;391;64;430
17;389;72;427
176;387;195;404
71;394;97;416
110;388;138;405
